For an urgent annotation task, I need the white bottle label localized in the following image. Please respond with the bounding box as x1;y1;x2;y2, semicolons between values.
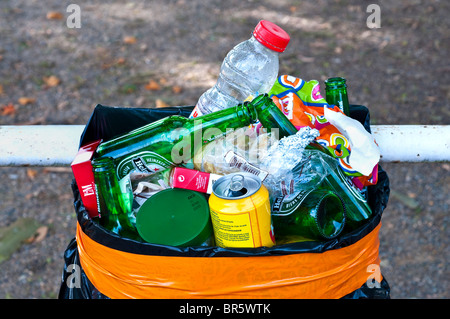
224;151;269;182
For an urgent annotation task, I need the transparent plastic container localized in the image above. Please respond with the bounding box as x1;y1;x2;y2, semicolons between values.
190;20;290;118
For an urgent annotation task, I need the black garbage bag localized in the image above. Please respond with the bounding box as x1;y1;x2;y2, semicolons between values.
59;104;390;299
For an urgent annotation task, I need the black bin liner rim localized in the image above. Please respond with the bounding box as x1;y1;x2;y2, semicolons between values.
72;103;390;258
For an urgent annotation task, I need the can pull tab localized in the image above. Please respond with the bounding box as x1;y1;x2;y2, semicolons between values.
227;174;248;197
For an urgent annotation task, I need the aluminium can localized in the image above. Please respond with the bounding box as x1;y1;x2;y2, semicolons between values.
208;172;275;248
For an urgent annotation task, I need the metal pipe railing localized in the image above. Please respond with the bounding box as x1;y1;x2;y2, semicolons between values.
0;125;84;167
0;125;449;166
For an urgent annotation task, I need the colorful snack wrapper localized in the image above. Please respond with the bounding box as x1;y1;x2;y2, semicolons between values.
268;75;379;188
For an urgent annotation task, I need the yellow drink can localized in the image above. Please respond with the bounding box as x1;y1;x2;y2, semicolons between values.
209;173;275;248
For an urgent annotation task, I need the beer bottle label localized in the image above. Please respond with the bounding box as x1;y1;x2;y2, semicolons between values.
116;151;174;179
271;188;314;216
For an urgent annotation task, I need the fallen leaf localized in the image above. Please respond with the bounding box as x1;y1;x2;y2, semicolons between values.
18;97;36;105
0;84;3;95
26;168;38;180
43;75;60;87
25;192;34;200
155;99;169;108
309;41;328;49
46;11;63;20
407;192;417;199
145;80;161;91
172;85;182;94
57;100;69;110
116;57;126;65
135;96;145;107
1;103;16;116
26;226;48;244
102;57;126;69
298;54;315;63
101;62;113;69
43;167;72;173
123;36;137;44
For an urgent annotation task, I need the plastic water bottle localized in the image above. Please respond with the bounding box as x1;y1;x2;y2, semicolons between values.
189;20;290;118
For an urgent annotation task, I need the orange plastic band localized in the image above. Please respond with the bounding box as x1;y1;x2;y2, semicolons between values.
76;223;382;299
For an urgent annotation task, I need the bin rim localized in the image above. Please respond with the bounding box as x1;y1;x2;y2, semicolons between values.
72;103;390;258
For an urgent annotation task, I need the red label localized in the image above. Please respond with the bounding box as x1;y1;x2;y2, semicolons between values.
71;140;102;218
171;167;221;194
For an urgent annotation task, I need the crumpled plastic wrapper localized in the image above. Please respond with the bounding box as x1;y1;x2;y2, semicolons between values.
261;126;320;174
259;127;331;200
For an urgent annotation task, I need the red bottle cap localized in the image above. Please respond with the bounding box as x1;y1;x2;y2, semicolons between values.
253;20;290;52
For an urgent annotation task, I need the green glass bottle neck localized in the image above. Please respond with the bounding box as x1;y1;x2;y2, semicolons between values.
325;77;347;91
192;100;258;131
325;77;350;115
191;93;300;140
92;157;115;172
250;94;298;138
93;158;125;215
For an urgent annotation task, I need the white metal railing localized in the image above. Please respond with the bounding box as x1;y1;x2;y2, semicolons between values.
0;125;449;166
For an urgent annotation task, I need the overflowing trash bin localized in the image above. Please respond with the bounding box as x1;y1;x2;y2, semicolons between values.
58;102;390;299
58;20;390;299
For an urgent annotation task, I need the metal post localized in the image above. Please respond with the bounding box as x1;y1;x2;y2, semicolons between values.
0;125;449;166
371;125;450;162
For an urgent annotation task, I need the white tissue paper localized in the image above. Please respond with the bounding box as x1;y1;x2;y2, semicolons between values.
324;106;380;176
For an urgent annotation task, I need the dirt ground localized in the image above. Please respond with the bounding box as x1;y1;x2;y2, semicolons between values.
0;0;448;299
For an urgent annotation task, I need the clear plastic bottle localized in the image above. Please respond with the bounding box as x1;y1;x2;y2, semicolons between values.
189;20;290;118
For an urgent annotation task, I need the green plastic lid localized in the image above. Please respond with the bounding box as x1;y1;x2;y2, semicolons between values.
136;188;212;247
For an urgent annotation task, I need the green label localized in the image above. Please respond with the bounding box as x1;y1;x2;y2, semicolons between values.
271;188;314;216
116;151;174;179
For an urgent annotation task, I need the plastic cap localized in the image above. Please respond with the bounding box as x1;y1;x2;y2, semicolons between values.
253;20;290;52
135;188;212;247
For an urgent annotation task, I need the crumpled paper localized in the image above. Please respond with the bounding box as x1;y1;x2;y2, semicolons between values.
324;106;380;176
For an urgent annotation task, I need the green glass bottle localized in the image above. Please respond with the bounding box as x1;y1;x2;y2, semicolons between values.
92;157;142;241
270;148;372;236
271;189;346;241
312;150;372;229
93;94;297;180
325;77;350;116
